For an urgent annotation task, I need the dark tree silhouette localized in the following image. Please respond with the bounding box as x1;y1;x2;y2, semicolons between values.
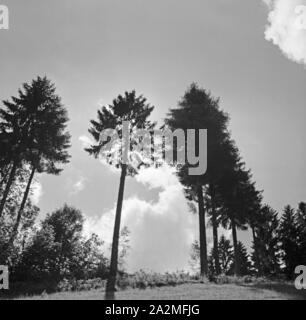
86;91;154;297
229;241;252;276
0;77;70;222
251;205;280;276
0;77;70;250
166;83;232;277
209;235;234;275
16;205;107;282
279;205;301;278
246;191;263;275
297;202;306;265
217;163;253;276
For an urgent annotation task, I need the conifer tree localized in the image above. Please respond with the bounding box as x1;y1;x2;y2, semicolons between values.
279;205;301;278
229;241;252;276
297;202;306;265
209;235;234;275
0;77;70;248
166;83;233;277
251;205;280;276
0;77;70;220
87;91;154;296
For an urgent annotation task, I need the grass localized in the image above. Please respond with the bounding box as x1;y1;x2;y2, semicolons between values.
2;272;305;300
13;281;306;300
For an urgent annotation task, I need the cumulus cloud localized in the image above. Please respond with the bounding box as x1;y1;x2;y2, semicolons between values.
84;165;200;272
263;0;306;66
135;165;178;189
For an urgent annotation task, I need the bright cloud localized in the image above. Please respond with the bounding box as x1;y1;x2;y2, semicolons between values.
135;165;178;189
79;135;93;149
263;0;306;66
84;165;200;272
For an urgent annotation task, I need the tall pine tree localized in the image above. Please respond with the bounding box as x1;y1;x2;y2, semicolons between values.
166;83;233;277
87;91;155;297
0;77;70;220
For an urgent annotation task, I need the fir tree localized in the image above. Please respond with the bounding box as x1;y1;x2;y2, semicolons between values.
251;205;280;276
166;83;234;277
87;91;155;297
0;77;70;248
229;241;252;276
279;205;300;278
209;235;234;275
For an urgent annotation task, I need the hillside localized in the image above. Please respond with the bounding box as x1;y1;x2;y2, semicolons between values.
16;282;306;300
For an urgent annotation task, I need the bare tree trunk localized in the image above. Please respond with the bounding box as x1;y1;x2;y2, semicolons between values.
251;225;262;276
210;184;221;275
197;185;208;277
0;160;18;218
105;164;127;299
0;164;11;189
7;166;36;251
231;219;240;276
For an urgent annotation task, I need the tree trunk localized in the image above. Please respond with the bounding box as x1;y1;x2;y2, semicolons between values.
7;166;36;251
251;225;262;276
210;184;221;275
197;185;208;277
0;160;18;218
231;219;240;276
105;164;127;299
0;164;11;189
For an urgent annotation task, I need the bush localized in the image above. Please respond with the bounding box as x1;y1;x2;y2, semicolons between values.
116;271;196;290
56;278;107;292
209;274;284;285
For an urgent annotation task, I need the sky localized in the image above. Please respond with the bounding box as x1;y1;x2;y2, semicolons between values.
0;0;306;272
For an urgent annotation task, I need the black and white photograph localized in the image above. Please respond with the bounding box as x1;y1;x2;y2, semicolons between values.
1;0;306;303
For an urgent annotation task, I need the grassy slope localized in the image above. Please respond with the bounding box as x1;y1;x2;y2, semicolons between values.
17;282;306;300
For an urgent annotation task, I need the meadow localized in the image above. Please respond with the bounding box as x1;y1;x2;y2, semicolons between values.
15;281;306;300
2;272;305;300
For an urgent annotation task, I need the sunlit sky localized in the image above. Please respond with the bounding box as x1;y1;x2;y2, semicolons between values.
1;0;305;271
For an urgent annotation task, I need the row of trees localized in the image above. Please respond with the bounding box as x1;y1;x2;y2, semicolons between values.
1;77;305;298
165;84;246;277
191;235;251;277
254;203;306;278
0;77;133;290
87;83;305;298
191;202;306;279
87;84;261;290
167;85;306;280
